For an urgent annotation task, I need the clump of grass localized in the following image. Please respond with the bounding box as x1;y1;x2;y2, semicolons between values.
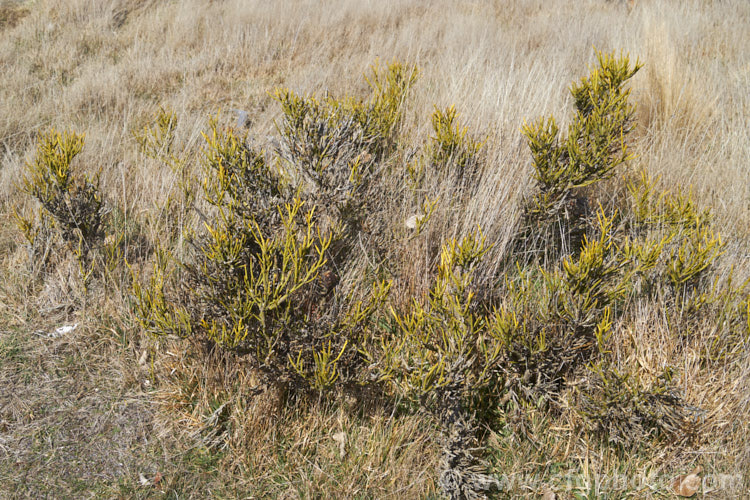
0;2;29;31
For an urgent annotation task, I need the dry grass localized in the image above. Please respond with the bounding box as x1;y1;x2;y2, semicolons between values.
1;0;749;498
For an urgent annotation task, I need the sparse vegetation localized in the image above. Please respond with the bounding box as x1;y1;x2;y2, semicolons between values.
2;1;749;499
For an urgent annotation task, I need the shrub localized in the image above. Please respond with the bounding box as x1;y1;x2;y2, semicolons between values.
379;231;501;416
16;129;108;286
428;105;483;175
132;105;196;239
273;62;417;240
518;51;641;261
127;52;750;499
366;52;744;497
20;130;105;253
496;207;627;406
374;231;503;498
14;209;55;278
576;365;699;446
131;62;413;394
625;171;725;296
496;52;744;454
133;105;178;164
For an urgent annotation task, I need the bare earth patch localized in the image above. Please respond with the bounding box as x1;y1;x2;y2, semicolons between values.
0;324;178;497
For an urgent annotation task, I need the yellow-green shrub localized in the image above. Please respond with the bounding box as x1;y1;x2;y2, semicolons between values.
133;105;178;163
371;231;502;498
132;106;196;240
20;130;105;253
487;52;742;452
625;171;725;295
124;52;750;498
377;231;502;415
428;105;483;175
16;129;108;286
273;62;416;239
576;364;699;446
132;108;393;392
518;51;641;261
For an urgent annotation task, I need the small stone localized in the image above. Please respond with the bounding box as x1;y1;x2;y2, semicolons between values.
332;431;347;458
541;487;556;500
672;466;702;497
405;214;421;230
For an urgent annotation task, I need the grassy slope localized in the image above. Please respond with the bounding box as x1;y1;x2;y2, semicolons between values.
0;0;749;498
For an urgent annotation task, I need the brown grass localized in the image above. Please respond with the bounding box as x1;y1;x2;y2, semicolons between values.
1;0;749;498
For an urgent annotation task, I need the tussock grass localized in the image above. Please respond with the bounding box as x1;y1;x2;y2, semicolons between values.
142;336;439;497
1;0;749;498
